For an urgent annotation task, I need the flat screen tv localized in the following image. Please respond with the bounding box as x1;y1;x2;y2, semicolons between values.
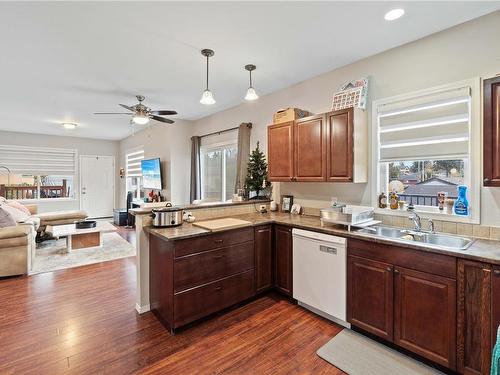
141;158;162;190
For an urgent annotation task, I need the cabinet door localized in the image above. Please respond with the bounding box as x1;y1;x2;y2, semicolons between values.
254;225;273;293
457;260;491;375
294;115;326;181
326;108;353;182
274;225;293;296
394;266;456;370
268;122;294;181
492;267;500;355
347;255;394;341
483;76;500;187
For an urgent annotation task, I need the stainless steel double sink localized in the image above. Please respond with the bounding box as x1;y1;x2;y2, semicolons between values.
356;225;474;251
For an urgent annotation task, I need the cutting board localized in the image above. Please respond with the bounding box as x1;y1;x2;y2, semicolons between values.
192;218;253;232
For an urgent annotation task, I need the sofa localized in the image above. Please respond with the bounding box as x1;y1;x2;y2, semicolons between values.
0;202;87;277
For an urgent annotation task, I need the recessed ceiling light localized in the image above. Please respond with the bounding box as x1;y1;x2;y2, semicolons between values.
384;8;405;21
61;122;77;130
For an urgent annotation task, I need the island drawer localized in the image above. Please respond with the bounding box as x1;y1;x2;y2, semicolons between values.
174;241;255;292
173;269;255;328
174;227;254;257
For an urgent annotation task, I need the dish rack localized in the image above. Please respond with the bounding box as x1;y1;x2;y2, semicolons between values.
320;205;380;231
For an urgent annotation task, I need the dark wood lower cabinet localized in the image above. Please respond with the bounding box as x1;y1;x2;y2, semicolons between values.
274;225;293;296
457;260;492;375
347;255;394;341
491;267;500;357
394;266;456;370
254;225;273;293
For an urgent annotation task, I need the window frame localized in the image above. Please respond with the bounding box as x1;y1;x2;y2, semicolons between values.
371;78;481;224
200;140;238;203
125;147;145;202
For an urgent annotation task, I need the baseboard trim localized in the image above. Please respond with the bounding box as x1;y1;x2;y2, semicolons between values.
135;303;150;314
297;301;350;329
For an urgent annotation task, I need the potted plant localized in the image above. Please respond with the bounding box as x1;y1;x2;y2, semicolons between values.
244;142;271;200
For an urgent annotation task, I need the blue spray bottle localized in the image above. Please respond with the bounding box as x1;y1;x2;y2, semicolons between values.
454;185;469;216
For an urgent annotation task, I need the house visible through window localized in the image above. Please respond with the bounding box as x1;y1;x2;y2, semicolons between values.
0;145;76;200
200;143;237;202
372;79;480;221
126;149;144;201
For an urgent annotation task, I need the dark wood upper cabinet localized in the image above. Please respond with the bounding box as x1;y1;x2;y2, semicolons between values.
254;225;273;293
267;108;366;183
347;255;394;341
457;260;492;375
294;115;327;181
483;76;500;187
394;266;456;370
326;109;353;181
267;121;294;181
274;225;293;297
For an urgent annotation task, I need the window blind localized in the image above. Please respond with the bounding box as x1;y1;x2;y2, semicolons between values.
0;145;76;175
126;149;144;177
377;86;471;162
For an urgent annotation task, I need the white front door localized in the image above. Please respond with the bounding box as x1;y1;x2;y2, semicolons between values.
80;155;114;218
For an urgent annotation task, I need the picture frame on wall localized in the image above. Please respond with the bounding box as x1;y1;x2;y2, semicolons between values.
281;195;293;213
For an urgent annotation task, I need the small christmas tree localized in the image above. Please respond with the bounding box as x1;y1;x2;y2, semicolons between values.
245;142;270;199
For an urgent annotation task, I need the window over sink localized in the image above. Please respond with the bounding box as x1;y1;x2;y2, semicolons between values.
372;78;481;223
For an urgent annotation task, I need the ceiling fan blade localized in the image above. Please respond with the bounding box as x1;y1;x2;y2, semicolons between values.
150;110;178;116
151;115;174;124
119;104;135;111
94;112;131;115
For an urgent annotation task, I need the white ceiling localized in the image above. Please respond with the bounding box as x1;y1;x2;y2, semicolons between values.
1;1;499;140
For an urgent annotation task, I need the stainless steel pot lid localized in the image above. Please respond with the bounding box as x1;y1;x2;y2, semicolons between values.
152;205;182;212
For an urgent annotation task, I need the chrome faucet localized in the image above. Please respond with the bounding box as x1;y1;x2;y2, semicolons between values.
428;219;435;234
408;209;422;232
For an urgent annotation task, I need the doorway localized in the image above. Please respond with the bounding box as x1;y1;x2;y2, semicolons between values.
80;155;115;218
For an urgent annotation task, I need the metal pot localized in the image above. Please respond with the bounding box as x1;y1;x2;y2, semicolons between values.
151;203;183;227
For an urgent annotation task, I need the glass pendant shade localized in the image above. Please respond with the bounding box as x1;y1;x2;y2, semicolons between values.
200;89;216;105
132;114;150;125
245;87;259;101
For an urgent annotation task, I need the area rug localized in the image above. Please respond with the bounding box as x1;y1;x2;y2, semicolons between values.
317;329;444;375
31;232;136;275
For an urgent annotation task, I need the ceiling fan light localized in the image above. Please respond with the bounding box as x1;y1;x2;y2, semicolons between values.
61;122;77;130
132;114;150;125
200;89;216;105
245;87;259;101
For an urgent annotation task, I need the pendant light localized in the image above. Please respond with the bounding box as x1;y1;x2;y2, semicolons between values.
244;64;259;101
200;49;216;105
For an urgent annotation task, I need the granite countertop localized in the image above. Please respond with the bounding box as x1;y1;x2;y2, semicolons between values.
130;199;270;216
145;212;500;266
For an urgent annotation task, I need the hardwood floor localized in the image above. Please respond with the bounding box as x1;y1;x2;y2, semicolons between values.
0;257;344;374
113;224;136;244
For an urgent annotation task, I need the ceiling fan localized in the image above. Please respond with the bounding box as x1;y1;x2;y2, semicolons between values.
94;95;177;125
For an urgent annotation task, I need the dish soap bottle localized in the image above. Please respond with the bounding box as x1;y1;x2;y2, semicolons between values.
378;192;387;209
454;185;469;216
389;190;399;210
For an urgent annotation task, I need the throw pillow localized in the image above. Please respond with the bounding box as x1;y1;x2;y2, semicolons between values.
0;206;16;228
0;203;30;222
7;201;31;215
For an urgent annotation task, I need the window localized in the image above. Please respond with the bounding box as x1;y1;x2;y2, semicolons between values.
200;143;237;202
0;145;76;200
126;149;144;201
372;79;480;222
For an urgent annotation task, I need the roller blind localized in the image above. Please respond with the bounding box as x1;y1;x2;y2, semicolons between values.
126;149;144;177
0;145;76;175
377;86;471;162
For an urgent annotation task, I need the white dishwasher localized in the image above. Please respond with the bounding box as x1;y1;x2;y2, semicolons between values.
292;228;349;328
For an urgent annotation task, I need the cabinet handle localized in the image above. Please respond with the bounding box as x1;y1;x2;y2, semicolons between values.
214;239;224;244
494;269;500;276
213;254;224;260
214;286;223;291
484;178;491;183
394;269;400;274
386;267;392;272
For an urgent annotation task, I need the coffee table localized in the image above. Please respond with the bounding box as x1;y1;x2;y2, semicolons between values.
45;222;117;253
